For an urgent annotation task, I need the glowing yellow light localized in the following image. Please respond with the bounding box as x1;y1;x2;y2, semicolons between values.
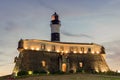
24;47;28;50
36;48;40;51
73;51;77;53
31;47;34;50
47;49;50;52
28;71;33;75
65;51;68;53
47;71;50;74
14;71;18;76
118;70;120;73
84;51;87;54
95;67;99;72
61;51;64;53
96;51;100;54
92;51;95;54
79;62;83;68
79;51;82;54
42;61;46;67
62;63;67;72
101;69;107;72
56;50;60;53
51;16;55;20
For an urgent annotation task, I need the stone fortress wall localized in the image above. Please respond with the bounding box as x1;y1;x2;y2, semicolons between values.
13;39;109;75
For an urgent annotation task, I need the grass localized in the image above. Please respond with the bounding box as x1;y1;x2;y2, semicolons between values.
0;75;11;80
1;73;120;80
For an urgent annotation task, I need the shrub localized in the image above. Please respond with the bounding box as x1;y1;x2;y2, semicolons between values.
105;71;120;76
33;71;40;75
57;71;65;74
50;70;65;74
17;71;28;76
39;70;47;74
77;69;82;73
90;70;98;74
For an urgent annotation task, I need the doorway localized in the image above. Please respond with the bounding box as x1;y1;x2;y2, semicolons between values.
62;63;67;72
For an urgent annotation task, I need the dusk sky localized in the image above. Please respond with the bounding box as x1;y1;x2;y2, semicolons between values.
0;0;120;76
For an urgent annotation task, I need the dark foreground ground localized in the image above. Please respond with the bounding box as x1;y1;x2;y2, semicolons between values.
1;73;120;80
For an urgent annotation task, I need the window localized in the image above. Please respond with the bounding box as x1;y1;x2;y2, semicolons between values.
80;47;84;53
79;62;83;68
62;63;67;72
51;45;56;51
69;47;73;53
74;47;78;53
87;48;91;53
41;61;46;67
41;44;46;50
60;46;64;52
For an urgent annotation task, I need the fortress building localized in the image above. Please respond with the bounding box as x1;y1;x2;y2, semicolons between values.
13;12;109;76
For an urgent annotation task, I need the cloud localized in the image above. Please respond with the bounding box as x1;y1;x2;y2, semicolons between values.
61;30;93;39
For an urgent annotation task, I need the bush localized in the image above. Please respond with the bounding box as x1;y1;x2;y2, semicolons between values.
33;71;40;75
50;70;65;74
57;71;65;74
39;70;47;74
77;69;82;73
90;70;98;74
105;71;120;76
17;71;28;76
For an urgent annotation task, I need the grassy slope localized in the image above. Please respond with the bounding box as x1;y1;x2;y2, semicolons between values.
0;75;11;80
1;74;120;80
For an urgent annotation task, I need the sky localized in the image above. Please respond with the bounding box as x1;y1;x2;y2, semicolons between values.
0;0;120;76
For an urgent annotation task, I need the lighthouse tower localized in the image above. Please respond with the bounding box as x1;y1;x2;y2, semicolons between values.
50;12;61;42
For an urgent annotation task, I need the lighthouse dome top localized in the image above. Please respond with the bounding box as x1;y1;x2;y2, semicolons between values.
51;12;59;20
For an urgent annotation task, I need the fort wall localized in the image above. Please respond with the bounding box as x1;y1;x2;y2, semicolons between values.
13;39;110;75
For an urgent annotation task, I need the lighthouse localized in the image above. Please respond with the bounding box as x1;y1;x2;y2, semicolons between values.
13;13;110;76
50;12;61;42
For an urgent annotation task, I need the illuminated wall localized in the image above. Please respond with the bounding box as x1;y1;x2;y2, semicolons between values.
13;39;109;76
18;39;104;55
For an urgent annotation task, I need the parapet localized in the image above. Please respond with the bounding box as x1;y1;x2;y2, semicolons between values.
17;39;105;55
